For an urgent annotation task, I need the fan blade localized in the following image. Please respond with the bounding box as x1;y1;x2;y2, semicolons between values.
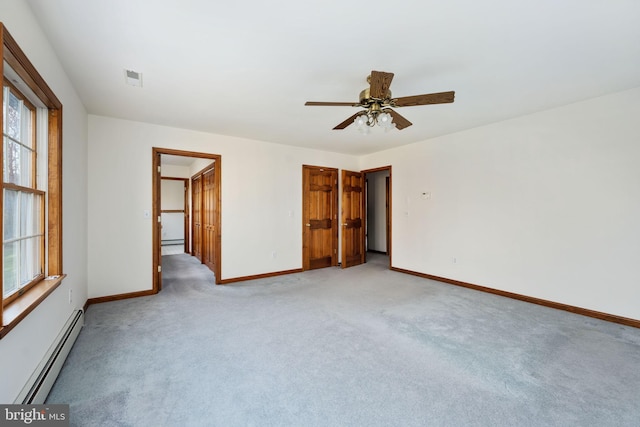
385;109;412;130
393;91;455;107
369;71;394;99
333;112;363;130
305;101;360;107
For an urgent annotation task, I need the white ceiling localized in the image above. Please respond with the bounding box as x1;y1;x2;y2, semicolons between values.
26;0;640;155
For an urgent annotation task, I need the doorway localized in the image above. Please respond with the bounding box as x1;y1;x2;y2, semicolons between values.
342;166;391;269
364;167;391;267
301;165;392;271
160;177;189;255
152;148;221;291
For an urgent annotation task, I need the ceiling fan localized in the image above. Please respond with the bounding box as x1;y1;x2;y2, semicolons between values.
305;70;455;133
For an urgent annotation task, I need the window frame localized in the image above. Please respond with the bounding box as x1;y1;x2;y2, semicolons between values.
0;23;64;339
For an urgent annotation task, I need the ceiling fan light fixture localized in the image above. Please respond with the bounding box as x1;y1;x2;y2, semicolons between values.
378;112;396;132
354;107;395;134
305;70;454;132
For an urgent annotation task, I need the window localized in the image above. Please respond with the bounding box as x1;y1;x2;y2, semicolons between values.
3;83;45;305
0;23;63;338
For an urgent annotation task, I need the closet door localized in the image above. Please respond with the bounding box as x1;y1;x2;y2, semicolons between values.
302;165;338;270
202;167;216;272
191;175;202;261
341;170;365;268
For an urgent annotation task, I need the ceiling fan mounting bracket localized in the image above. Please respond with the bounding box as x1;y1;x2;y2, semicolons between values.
358;87;393;107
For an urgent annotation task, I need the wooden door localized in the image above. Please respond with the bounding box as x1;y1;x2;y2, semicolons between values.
341;170;365;268
203;167;216;272
302;166;338;270
191;175;202;261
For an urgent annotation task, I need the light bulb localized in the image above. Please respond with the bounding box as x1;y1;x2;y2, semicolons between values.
383;122;397;132
377;112;394;131
358;125;371;135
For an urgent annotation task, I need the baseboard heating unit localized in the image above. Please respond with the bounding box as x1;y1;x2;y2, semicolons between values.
14;309;84;404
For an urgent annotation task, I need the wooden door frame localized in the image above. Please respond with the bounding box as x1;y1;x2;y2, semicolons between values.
361;166;392;269
153;148;222;290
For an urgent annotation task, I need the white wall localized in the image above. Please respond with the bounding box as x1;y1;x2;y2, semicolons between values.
161;180;184;210
161;164;190;179
361;87;640;320
89;88;640;320
161;164;192;248
88;116;358;298
0;1;88;403
161;179;185;241
161;212;184;241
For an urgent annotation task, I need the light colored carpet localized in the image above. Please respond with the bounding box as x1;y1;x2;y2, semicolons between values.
161;244;184;256
47;253;640;426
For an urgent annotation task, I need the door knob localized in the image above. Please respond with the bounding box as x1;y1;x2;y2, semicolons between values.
305;223;311;227
342;223;347;226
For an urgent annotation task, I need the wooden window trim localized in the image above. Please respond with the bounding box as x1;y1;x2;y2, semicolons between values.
0;23;63;339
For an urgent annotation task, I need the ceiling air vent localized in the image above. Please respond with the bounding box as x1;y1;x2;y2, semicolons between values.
124;69;143;87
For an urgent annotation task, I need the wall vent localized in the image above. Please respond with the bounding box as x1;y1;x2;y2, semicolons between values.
124;69;143;87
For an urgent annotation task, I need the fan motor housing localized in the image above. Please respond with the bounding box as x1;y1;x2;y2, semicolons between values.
359;87;392;104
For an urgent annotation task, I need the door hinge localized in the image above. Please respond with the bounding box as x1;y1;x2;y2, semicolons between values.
158;216;161;223
157;165;161;173
157;265;161;272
